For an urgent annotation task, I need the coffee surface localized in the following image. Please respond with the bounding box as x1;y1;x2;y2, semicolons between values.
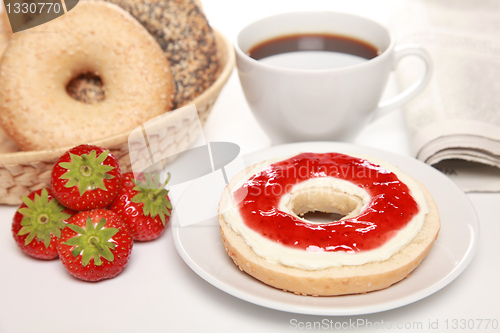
248;33;379;70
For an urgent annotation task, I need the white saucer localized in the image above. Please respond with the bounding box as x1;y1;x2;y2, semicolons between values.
172;142;479;316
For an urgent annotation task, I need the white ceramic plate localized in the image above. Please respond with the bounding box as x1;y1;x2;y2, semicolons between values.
172;142;479;316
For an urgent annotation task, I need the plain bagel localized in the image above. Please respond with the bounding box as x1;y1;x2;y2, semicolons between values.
0;1;174;151
218;154;441;296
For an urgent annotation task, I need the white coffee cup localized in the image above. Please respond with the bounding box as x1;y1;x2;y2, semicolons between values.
235;12;433;144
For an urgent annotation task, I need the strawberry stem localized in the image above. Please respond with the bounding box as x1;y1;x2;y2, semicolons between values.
147;192;157;202
88;236;104;252
37;213;50;225
80;165;93;177
153;173;171;196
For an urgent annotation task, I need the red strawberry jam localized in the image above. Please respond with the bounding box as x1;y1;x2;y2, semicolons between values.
235;153;419;252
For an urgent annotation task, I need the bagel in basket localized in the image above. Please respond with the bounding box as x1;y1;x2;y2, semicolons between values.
61;0;219;107
100;0;220;108
0;5;11;57
218;152;440;296
0;1;174;151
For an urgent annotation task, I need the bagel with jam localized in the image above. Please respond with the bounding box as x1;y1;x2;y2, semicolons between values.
218;152;441;296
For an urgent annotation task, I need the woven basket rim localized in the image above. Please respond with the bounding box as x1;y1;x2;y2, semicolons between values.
0;28;235;166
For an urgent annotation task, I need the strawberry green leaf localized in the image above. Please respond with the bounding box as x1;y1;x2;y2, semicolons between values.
130;173;172;226
95;218;107;231
16;189;71;248
21;195;36;209
86;217;95;232
93;253;102;266
82;249;93;267
64;216;120;267
25;231;36;246
95;150;108;165
58;162;74;169
17;208;33;217
42;231;51;248
67;224;86;235
99;246;115;262
51;227;62;240
99;228;119;241
64;179;79;189
71;246;83;258
17;226;31;236
33;193;42;208
58;150;115;196
64;236;85;246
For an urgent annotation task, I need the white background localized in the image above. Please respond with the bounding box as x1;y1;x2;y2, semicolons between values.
1;0;499;332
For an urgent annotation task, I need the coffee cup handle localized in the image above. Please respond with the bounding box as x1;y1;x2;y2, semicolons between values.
371;44;433;121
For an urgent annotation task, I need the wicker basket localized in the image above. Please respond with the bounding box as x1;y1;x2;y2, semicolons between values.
0;29;235;205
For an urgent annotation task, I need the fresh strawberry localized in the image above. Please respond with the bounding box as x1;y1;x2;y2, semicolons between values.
51;144;122;211
110;172;172;241
12;188;75;260
57;209;133;282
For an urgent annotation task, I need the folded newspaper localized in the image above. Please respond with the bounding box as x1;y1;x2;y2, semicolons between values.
390;0;500;192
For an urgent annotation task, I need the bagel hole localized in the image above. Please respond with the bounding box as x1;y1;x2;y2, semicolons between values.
287;188;363;224
301;211;346;223
66;73;105;104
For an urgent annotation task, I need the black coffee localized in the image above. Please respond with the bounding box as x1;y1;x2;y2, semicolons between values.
248;33;379;69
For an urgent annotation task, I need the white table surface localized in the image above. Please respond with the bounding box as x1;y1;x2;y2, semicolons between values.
1;0;499;332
